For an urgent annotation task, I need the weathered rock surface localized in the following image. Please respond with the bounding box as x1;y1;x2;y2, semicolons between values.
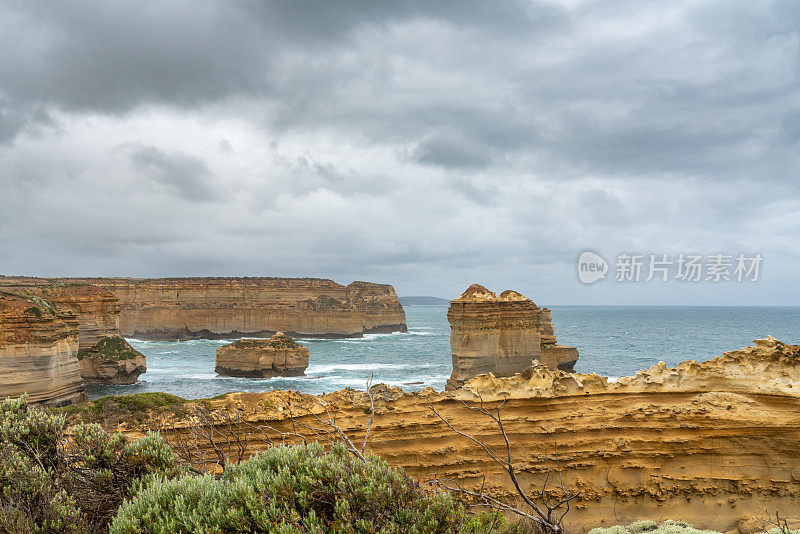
0;293;84;404
25;284;121;349
137;338;800;533
446;284;578;390
0;277;407;340
78;335;146;385
216;332;309;378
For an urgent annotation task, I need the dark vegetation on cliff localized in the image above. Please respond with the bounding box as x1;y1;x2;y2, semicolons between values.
77;336;141;361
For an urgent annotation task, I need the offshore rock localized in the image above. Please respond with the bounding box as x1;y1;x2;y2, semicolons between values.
78;336;146;385
445;284;578;390
0;292;84;404
0;277;407;340
216;332;309;378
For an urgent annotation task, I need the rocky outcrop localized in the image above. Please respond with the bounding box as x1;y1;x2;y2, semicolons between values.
445;284;578;390
0;283;146;384
0;277;407;340
216;332;309;378
78;336;146;385
24;284;121;349
0;292;84;404
136;338;800;533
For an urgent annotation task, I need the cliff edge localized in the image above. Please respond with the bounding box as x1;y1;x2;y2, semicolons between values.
0;277;407;340
0;292;84;404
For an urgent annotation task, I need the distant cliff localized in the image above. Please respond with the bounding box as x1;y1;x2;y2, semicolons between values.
0;292;84;404
0;277;407;340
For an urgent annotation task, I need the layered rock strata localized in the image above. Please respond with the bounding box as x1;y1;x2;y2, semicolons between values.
0;277;407;340
78;336;146;385
0;283;146;384
216;332;309;378
0;293;84;404
446;284;578;390
133;338;800;533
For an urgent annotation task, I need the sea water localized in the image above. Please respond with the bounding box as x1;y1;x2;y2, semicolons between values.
84;306;800;400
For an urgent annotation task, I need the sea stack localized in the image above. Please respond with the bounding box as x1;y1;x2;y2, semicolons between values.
0;293;85;404
445;284;578;390
77;336;146;384
216;332;309;378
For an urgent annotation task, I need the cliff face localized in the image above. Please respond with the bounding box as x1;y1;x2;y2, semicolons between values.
446;284;578;390
216;332;309;378
25;284;121;349
138;338;800;533
0;277;407;340
0;293;84;404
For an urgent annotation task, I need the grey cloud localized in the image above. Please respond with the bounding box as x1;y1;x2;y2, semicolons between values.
128;145;218;202
0;0;799;304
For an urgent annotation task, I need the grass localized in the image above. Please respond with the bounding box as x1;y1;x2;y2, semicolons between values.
228;335;301;350
79;336;142;361
53;392;187;426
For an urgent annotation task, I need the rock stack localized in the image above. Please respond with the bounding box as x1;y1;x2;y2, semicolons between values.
216;332;309;378
445;283;578;390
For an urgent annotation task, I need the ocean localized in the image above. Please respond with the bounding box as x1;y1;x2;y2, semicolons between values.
84;306;800;400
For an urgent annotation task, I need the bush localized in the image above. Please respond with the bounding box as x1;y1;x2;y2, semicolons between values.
588;520;723;534
111;443;476;533
0;395;180;534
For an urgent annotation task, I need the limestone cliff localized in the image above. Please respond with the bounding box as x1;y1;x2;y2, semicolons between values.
78;336;146;385
24;284;121;349
0;283;146;385
216;332;309;378
0;277;407;340
446;284;578;390
127;338;800;533
0;293;84;404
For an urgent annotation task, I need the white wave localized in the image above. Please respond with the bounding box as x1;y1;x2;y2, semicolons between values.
307;362;439;374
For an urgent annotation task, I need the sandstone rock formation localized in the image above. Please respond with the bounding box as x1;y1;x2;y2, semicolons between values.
0;283;147;385
78;336;146;385
445;284;578;390
0;292;84;404
216;332;309;378
0;277;407;340
129;338;800;533
25;284;121;349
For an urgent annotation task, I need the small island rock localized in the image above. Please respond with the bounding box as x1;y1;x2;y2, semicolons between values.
216;332;309;378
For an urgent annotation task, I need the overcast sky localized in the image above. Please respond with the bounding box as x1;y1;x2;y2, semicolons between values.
1;1;798;304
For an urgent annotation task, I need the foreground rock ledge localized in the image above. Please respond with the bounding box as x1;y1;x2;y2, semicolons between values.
117;337;800;533
446;283;578;390
216;332;309;378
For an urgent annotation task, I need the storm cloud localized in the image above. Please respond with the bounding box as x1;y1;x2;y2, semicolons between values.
0;0;798;304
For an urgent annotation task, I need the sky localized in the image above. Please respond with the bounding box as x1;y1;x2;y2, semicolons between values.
1;1;798;304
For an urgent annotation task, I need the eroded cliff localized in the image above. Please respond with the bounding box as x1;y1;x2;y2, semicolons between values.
1;277;407;340
0;293;84;404
121;338;800;533
446;284;578;390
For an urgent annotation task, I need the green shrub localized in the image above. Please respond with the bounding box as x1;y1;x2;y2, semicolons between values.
111;443;474;534
589;520;723;534
0;395;181;534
